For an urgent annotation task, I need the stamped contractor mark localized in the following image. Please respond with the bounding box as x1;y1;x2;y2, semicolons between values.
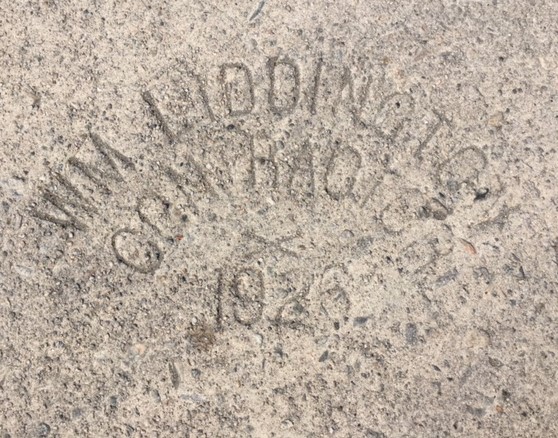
27;55;497;335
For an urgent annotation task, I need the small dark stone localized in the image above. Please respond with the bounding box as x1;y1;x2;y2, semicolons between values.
354;316;369;326
447;180;459;192
474;187;490;201
432;210;448;220
191;368;202;379
109;395;118;410
488;357;503;368
474;266;493;284
436;268;458;286
169;362;181;389
405;322;418;345
37;423;50;437
319;351;329;362
466;405;485;417
356;236;374;250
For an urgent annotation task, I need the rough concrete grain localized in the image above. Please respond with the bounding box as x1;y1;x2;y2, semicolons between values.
1;1;557;437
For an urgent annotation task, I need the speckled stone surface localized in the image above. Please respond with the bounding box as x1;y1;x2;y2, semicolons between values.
1;1;557;436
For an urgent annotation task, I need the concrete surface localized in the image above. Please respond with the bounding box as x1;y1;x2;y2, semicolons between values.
1;0;557;436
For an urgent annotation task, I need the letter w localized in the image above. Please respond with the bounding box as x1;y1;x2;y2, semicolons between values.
67;132;135;192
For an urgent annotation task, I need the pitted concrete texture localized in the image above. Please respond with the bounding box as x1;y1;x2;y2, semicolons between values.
1;1;557;437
